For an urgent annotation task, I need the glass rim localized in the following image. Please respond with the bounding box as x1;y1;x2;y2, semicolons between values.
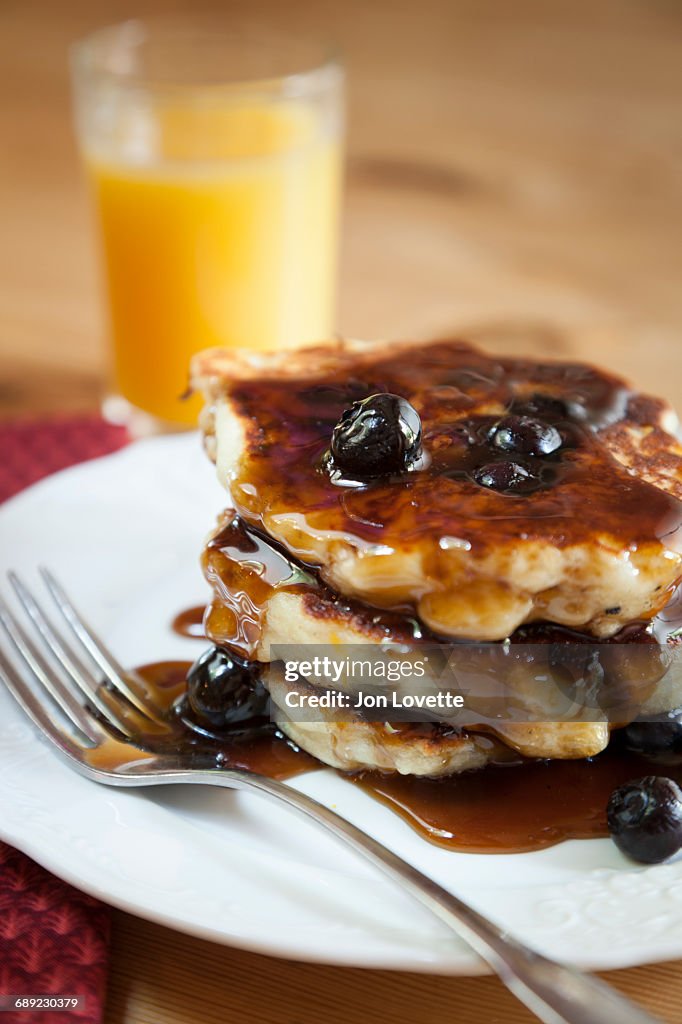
70;17;343;99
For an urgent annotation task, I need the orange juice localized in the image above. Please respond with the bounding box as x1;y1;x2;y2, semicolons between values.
87;102;342;426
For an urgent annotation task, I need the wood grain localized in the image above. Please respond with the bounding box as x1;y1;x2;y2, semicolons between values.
2;0;682;1021
104;912;682;1024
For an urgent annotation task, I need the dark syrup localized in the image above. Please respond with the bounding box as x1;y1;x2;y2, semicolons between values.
87;660;316;781
171;606;206;639
225;339;682;566
352;747;682;854
201;514;433;657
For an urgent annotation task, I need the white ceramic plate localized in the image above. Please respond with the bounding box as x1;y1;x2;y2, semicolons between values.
1;433;682;975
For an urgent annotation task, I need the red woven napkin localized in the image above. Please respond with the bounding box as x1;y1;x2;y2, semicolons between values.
0;415;129;1023
0;416;128;504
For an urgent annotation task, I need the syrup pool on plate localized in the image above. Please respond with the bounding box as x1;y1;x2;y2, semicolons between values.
130;655;682;855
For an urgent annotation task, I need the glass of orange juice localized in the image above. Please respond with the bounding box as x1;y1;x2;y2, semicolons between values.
70;18;344;433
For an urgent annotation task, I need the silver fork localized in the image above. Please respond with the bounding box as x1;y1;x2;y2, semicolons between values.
0;570;663;1024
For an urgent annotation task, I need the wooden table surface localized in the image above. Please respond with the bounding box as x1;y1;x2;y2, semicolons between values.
2;0;682;1021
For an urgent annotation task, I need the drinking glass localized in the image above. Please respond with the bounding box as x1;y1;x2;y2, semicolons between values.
71;18;344;433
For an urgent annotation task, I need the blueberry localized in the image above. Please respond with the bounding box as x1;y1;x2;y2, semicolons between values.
512;393;568;421
329;393;422;479
186;646;268;729
489;415;562;457
622;716;682;758
472;460;535;493
607;776;682;864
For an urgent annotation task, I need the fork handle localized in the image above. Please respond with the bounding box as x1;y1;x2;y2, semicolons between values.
165;769;661;1024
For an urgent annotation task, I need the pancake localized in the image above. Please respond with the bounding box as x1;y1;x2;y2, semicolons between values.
267;668;504;775
202;511;682;763
192;338;682;642
201;511;431;658
274;711;610;772
192;337;682;774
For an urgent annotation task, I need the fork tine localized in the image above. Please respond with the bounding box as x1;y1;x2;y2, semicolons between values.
4;577;142;737
8;572;145;735
0;646;89;762
39;568;163;723
10;571;103;695
0;599;101;743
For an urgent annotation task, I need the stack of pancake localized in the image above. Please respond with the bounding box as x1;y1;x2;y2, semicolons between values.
190;338;682;776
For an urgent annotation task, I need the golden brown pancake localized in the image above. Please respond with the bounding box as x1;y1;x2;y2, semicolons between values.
193;337;682;642
200;511;682;766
